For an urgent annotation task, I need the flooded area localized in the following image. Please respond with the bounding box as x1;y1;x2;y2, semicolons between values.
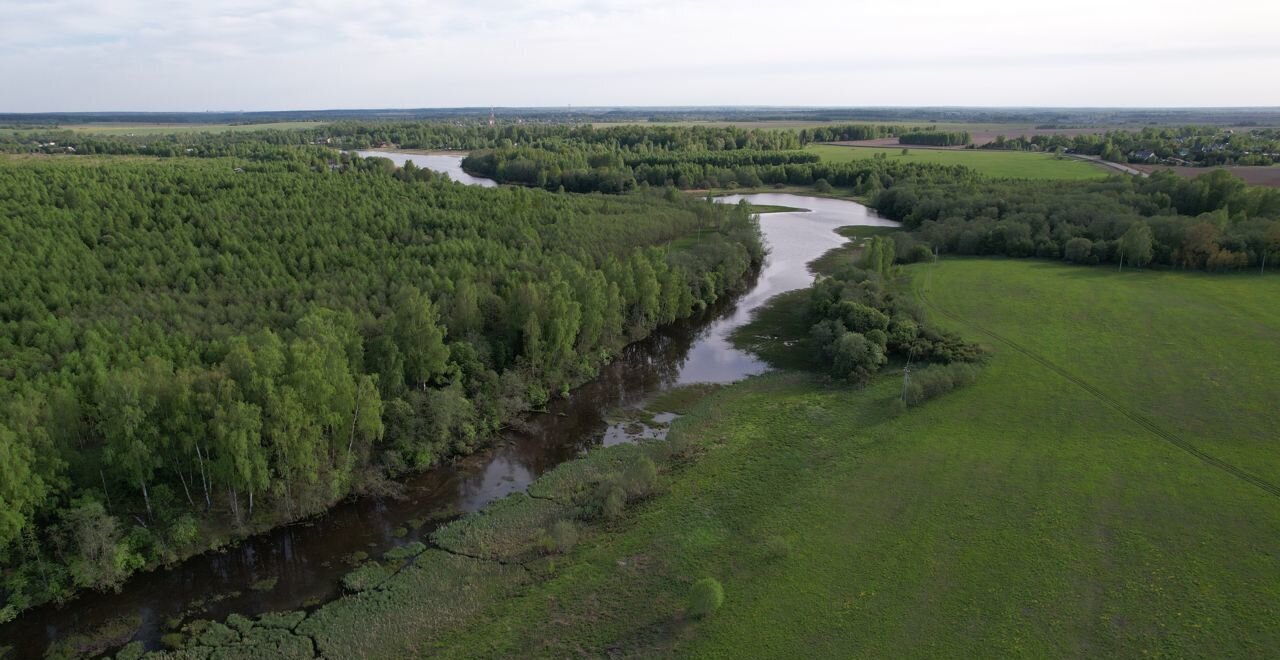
0;161;895;657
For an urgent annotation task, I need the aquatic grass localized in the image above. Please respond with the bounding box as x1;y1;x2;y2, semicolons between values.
526;441;671;504
643;383;722;414
342;561;392;592
248;577;277;592
382;541;427;562
42;615;143;660
430;494;575;563
296;550;529;658
727;289;817;372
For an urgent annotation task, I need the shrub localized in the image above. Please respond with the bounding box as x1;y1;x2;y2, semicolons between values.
167;514;200;549
623;456;659;498
829;331;887;384
160;633;186;650
1064;237;1094;264
596;480;627;520
687;577;725;618
813;178;833;193
903;362;982;406
667;428;692;457
538;520;579;554
906;244;933;263
835;301;890;334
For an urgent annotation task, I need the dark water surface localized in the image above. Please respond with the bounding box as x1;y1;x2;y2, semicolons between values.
0;162;894;657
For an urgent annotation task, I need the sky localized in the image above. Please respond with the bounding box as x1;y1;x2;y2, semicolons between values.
3;0;1279;112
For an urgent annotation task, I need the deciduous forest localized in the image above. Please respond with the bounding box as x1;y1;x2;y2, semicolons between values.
0;147;761;619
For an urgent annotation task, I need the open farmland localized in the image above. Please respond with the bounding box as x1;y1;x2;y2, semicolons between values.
807;143;1110;180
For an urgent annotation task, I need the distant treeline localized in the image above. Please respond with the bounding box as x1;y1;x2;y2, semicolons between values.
6;106;1280;127
10;120;1274;274
0;150;763;619
898;131;970;146
983;127;1280;166
2;122;809;156
462;146;845;193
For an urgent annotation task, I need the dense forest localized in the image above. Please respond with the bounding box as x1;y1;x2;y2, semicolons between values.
2;123;807;157
0;150;763;620
983;127;1280;166
898;131;970;147
875;169;1280;270
807;238;982;386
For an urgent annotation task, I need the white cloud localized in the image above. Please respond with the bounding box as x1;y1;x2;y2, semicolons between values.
1;0;1278;111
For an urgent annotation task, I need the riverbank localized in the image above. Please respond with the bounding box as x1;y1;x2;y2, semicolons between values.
692;185;870;204
148;257;1280;658
6;185;901;659
0;156;765;658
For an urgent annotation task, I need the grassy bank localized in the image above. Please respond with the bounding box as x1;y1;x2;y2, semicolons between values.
147;259;1280;658
808;144;1109;180
434;259;1280;657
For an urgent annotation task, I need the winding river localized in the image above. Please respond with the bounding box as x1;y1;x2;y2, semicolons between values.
1;157;896;657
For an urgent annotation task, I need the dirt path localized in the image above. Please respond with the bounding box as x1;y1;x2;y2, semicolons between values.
1063;154;1145;176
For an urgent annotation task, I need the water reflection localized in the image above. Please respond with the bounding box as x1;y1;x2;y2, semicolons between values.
355;150;498;187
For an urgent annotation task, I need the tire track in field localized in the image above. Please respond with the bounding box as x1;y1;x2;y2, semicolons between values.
914;274;1280;499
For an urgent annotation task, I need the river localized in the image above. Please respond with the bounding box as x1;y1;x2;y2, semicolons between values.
356;150;498;187
0;157;895;658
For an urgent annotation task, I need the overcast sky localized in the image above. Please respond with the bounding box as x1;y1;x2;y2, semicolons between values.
3;0;1279;112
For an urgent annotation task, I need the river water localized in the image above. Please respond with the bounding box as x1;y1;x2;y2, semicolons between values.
356;150;498;187
0;159;895;657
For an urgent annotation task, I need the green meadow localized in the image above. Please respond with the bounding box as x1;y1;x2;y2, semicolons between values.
425;259;1280;657
149;259;1280;658
807;144;1109;180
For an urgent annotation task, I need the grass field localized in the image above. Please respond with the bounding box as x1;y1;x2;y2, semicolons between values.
7;121;325;136
808;144;1110;180
167;259;1280;658
421;259;1280;657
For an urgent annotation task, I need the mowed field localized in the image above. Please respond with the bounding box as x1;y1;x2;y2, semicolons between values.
420;259;1280;657
808;143;1110;180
